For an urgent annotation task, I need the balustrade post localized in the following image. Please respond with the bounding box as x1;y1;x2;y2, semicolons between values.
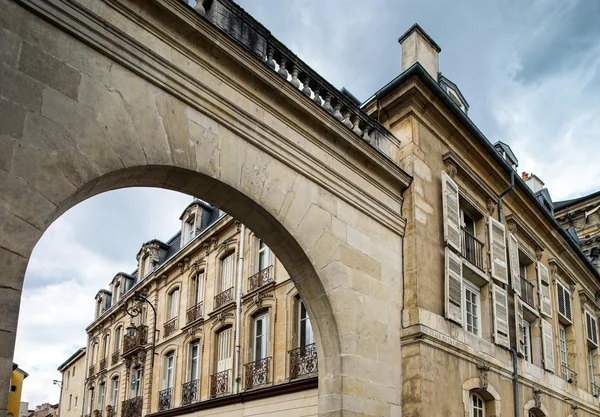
290;66;301;88
323;93;334;114
333;102;343;121
277;57;288;79
312;87;322;105
301;75;311;97
265;47;276;70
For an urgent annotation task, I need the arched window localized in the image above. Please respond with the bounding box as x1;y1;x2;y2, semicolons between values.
130;367;142;398
114;327;122;353
252;312;269;361
212;327;233;396
192;272;204;307
111;377;119;414
470;392;485;417
295;296;313;348
163;352;175;390
168;288;180;320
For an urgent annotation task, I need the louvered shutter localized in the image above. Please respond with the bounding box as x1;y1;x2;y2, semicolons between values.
445;248;463;325
556;282;572;323
586;311;598;348
488;217;508;284
221;254;235;291
442;170;461;252
541;319;555;372
508;232;521;294
537;262;552;317
515;299;525;356
492;284;510;348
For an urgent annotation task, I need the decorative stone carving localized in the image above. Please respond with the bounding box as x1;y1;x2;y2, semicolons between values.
203;241;211;255
571;403;578;416
486;198;497;216
507;219;518;234
533;387;542;408
476;360;490;390
444;161;458;179
535;247;543;262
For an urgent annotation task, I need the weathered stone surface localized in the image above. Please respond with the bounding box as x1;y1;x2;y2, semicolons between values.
0;62;44;112
0;134;14;172
0;29;20;68
0;97;26;139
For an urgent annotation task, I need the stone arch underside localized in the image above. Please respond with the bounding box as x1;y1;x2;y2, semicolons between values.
0;0;409;416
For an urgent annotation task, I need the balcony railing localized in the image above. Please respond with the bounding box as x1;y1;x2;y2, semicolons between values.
289;343;318;379
248;266;274;292
99;358;107;372
461;228;484;270
89;364;95;376
121;396;142;417
592;382;600;397
214;287;234;310
562;364;577;384
111;351;120;366
163;317;177;338
186;303;203;324
209;369;231;398
521;278;536;309
158;388;173;411
244;357;271;390
181;379;200;406
123;325;148;353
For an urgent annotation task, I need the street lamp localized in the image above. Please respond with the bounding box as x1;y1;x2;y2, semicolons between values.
126;320;137;338
124;291;157;368
52;380;63;388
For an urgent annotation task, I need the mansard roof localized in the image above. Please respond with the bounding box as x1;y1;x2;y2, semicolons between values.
554;190;600;211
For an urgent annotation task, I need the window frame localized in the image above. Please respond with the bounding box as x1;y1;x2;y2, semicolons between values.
559;324;569;380
252;312;270;361
298;298;314;348
470;392;485;417
463;280;481;337
111;377;119;413
168;288;180;320
189;342;200;382
523;321;532;362
164;352;175;390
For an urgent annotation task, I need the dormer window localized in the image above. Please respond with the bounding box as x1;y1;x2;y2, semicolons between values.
143;255;152;276
184;217;196;245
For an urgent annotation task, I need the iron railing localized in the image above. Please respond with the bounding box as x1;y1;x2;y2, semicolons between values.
562;364;577;384
163;317;177;338
248;266;274;292
158;388;173;411
186;303;203;324
289;343;318;379
214;287;234;310
243;357;271;390
181;379;200;406
111;351;120;366
121;396;142;417
461;227;484;270
209;369;231;398
99;358;107;372
89;365;95;376
592;382;600;397
521;278;536;309
123;325;148;353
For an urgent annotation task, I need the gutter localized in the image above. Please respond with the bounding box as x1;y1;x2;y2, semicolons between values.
233;224;246;394
367;63;600;283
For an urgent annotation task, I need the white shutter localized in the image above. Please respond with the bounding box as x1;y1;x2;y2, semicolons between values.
445;248;463;325
442;170;461;252
586;311;599;348
508;232;521;295
217;327;232;372
537;262;552;318
541;319;555;372
488;217;508;284
170;289;179;319
492;284;510;348
515;299;525;356
556;282;572;323
221;254;235;291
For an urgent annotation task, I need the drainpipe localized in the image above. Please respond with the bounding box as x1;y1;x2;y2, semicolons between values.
497;170;514;223
233;224;246;394
510;348;520;417
81;338;90;417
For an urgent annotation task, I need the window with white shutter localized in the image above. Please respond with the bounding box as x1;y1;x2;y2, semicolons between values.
556;282;572;324
537;262;552;318
463;281;481;336
221;254;235;292
541;319;554;372
586;311;599;348
442;170;461;252
445;248;463;325
515;299;525;356
492;284;510;348
508;233;521;295
488;217;508;284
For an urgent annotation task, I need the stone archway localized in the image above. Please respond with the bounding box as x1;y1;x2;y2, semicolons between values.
0;0;410;415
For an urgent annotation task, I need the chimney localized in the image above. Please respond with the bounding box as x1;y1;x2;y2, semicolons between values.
524;173;545;193
398;24;441;81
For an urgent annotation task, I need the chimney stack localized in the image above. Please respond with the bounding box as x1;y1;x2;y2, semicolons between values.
398;24;441;81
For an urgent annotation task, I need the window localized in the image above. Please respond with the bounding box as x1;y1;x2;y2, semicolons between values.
164;353;175;389
98;383;106;411
68;395;72;410
463;281;480;336
192;273;203;306
298;299;314;347
257;240;271;272
73;366;76;376
523;321;532;362
143;256;152;276
216;328;232;373
66;372;69;390
92;343;99;364
115;327;122;352
589;349;596;392
168;289;179;320
74;396;78;407
113;282;120;305
103;335;110;359
220;254;235;293
111;378;119;414
183;218;195;245
556;281;572;323
190;342;200;381
470;392;485;417
86;388;94;415
130;368;142;398
559;324;569;381
253;313;269;361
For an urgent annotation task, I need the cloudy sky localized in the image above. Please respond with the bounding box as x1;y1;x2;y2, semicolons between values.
14;0;600;407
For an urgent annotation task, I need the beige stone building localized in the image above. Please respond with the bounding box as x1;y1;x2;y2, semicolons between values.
83;200;317;417
58;348;86;417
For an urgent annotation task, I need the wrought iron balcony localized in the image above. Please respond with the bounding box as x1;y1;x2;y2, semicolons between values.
99;358;107;372
562;364;577;384
181;379;199;406
163;317;177;338
592;382;600;397
121;396;142;417
244;357;271;390
461;227;484;270
248;266;274;292
186;303;203;324
158;388;173;411
521;278;536;309
123;325;148;353
209;369;231;398
89;364;95;376
214;287;234;310
289;343;318;379
111;351;120;366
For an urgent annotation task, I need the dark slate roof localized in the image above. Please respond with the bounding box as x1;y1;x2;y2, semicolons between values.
566;226;581;246
438;74;470;110
493;141;519;167
554;190;600;211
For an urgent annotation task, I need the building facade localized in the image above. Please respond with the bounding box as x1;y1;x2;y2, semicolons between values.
57;349;86;417
83;201;317;417
7;365;27;417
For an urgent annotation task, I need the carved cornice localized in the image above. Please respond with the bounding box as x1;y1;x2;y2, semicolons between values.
548;258;578;288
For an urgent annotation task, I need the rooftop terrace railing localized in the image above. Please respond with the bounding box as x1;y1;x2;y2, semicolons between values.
182;0;400;161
